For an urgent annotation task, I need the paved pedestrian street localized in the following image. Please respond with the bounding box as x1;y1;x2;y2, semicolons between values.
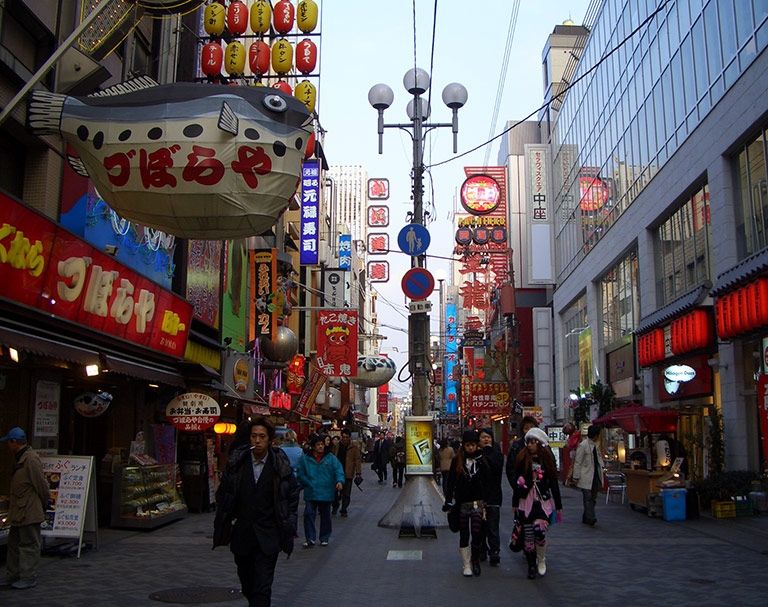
3;468;768;606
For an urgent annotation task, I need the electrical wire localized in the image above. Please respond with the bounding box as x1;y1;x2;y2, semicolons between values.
427;0;672;169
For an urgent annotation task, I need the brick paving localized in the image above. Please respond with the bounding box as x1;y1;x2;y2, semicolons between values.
2;468;768;606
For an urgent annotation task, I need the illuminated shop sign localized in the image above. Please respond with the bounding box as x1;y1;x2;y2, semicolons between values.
460;175;500;215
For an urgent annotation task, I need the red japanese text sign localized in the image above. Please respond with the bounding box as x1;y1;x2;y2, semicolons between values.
0;191;191;357
165;392;220;432
316;310;358;377
468;382;511;416
249;249;277;341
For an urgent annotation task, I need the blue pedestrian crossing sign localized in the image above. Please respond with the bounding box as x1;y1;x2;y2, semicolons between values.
397;224;431;257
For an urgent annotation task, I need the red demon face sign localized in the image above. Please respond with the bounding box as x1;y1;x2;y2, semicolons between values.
316;310;358;377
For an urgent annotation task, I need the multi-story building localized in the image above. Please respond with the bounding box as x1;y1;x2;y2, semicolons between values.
546;0;768;474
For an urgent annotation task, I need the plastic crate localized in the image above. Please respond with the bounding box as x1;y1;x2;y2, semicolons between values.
733;496;753;517
711;500;736;519
661;488;686;521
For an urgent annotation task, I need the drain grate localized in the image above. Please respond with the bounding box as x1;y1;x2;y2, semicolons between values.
149;587;242;604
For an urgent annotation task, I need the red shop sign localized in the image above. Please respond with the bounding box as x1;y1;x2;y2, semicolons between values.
0;191;192;357
316;309;358;377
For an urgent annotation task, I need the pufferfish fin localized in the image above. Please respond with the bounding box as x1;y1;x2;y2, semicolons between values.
89;76;158;98
66;155;90;178
218;101;239;136
27;90;66;135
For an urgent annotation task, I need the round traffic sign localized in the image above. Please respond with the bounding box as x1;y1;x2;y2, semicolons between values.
401;267;435;301
397;224;431;257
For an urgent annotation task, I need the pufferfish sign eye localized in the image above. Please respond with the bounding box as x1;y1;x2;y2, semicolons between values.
264;95;288;112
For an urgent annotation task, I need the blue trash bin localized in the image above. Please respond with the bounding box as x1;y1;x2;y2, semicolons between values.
661;488;687;522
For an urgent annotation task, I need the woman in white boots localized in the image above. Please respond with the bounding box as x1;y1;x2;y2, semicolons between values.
511;427;562;580
443;430;491;577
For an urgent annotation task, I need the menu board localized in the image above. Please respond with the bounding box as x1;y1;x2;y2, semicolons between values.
40;455;97;558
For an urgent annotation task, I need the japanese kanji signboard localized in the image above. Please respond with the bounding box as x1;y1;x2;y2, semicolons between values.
165;392;221;432
367;260;390;283
316;310;358;377
367;205;389;227
300;159;320;264
467;382;511;416
338;234;352;269
367;178;390;200
367;232;389;255
250;249;277;341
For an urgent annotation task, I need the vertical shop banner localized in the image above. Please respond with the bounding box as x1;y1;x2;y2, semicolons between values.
186;240;222;329
316;310;358;377
338;234;352;269
404;416;434;475
296;366;327;418
444;302;458;414
578;328;593;392
758;375;768;467
250;249;278;341
377;383;389;414
222;239;248;352
300;160;320;265
34;380;60;437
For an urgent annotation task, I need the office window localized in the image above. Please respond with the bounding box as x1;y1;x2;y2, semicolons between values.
734;126;768;258
600;251;640;348
562;294;588;396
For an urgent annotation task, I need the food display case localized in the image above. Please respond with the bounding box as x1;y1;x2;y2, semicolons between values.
0;495;9;545
111;464;186;529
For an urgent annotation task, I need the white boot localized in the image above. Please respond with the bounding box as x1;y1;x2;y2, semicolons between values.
459;546;473;577
536;544;547;576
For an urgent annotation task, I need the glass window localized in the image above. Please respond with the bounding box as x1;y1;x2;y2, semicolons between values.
670;51;684;127
704;1;723;80
601;251;640;348
719;0;738;61
755;0;768;25
668;3;681;50
691;16;709;99
735;0;754;46
680;34;696;113
734;127;768;258
562;294;589;395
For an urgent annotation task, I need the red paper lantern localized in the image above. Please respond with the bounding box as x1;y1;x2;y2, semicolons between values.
248;40;270;75
295;38;317;74
715;297;729;339
273;0;295;34
304;131;315;159
227;0;249;35
273;80;292;95
201;41;223;78
753;277;768;326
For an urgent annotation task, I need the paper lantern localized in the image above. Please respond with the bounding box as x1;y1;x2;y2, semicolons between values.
753;277;768;326
297;0;318;33
214;422;237;435
304;131;315;159
273;80;292;95
248;41;270;75
227;0;249;35
271;38;293;74
260;326;298;362
27;81;312;239
348;356;397;388
201;41;223;78
224;40;246;76
273;0;295;34
250;0;271;34
294;79;316;113
204;3;226;36
296;38;317;74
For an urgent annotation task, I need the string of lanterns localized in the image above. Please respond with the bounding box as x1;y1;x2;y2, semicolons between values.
200;0;319;115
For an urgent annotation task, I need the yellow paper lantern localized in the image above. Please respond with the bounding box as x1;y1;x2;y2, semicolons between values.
250;0;272;35
224;40;246;76
271;38;293;75
297;0;319;33
204;3;226;37
214;422;237;435
294;79;316;113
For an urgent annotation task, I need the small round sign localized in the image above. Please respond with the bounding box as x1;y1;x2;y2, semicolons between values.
401;267;435;301
397;224;431;257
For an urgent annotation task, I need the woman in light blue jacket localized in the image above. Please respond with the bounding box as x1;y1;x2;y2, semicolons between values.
296;434;345;547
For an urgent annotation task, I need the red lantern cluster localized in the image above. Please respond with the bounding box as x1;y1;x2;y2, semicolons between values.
269;390;292;410
670;309;713;355
715;276;768;339
638;328;665;368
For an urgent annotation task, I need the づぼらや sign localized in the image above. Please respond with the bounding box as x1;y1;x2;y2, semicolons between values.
165;392;220;432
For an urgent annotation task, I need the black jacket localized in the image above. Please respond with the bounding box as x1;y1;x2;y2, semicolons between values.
481;444;504;506
445;453;491;506
505;438;526;487
510;455;563;511
213;445;299;554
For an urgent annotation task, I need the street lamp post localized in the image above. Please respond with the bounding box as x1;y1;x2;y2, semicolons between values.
368;69;466;536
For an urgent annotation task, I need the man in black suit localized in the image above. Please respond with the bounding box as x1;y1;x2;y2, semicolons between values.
214;418;299;607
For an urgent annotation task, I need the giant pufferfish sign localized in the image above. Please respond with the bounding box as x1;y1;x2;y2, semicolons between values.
28;77;312;239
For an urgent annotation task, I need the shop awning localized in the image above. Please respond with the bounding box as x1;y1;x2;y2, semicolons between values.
103;355;185;388
636;284;711;334
592;405;679;434
712;246;768;295
0;325;99;366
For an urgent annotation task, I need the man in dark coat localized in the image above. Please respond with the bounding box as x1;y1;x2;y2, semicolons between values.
505;416;540;487
372;432;391;484
478;428;504;566
213;417;299;607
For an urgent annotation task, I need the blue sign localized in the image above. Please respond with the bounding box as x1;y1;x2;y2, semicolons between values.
401;267;435;301
444;301;458;414
397;223;431;257
338;234;352;269
300;160;320;265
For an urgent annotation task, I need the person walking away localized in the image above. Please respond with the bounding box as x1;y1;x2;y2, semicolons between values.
571;425;603;526
478;428;503;566
512;427;562;580
390;436;406;488
443;430;490;577
279;429;303;475
0;427;49;590
331;429;362;516
438;440;455;497
372;432;391;484
296;434;344;547
213;418;299;607
505;416;539;487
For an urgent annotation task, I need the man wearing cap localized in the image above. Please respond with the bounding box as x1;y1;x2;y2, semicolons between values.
1;427;50;590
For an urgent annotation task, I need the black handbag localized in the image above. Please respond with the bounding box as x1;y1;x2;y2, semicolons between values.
447;505;460;533
508;516;524;552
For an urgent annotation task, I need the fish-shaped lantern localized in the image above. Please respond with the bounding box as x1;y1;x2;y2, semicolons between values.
348;356;397;388
28;78;312;239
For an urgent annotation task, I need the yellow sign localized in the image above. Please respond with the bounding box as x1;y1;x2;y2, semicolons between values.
404;416;434;475
578;327;593;392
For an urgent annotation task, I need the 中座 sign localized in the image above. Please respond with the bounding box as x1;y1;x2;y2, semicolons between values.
0;191;192;357
165;392;220;432
316;310;358;377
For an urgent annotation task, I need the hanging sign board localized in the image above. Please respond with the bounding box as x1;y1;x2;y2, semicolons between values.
34;380;60;437
165;392;220;432
40;455;98;558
